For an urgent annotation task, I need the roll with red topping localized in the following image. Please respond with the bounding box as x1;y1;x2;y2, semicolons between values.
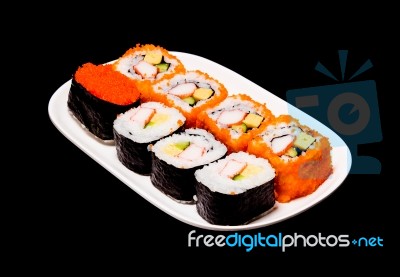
67;62;141;140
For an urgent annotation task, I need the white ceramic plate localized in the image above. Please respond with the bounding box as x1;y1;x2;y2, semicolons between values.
48;52;352;231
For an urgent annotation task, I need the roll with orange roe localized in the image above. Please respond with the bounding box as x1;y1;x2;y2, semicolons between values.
247;114;333;203
67;62;141;140
196;94;275;153
112;44;186;102
149;70;229;128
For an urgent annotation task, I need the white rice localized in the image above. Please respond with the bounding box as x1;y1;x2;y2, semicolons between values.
205;95;265;139
152;71;224;112
194;152;275;195
113;102;185;143
151;128;227;169
114;49;180;80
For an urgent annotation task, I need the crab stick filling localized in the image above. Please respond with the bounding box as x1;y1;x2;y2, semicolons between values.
262;123;317;158
162;141;206;161
132;51;171;79
129;105;173;129
218;159;265;182
168;83;197;98
217;110;247;126
167;82;215;106
219;160;247;179
130;107;155;128
216;109;264;134
134;61;158;79
178;144;206;161
271;135;295;155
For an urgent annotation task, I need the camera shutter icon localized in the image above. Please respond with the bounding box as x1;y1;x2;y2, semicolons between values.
327;92;370;136
286;51;382;174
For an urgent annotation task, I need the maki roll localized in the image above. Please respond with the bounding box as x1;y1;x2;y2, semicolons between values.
196;94;275;153
112;44;186;102
113;102;185;175
150;128;227;203
149;70;228;128
194;152;276;226
247;114;333;203
67;62;140;140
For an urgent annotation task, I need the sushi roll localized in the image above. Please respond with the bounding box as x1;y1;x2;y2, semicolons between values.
194;152;276;226
112;44;186;102
67;62;140;140
113;102;185;175
150;128;227;203
149;70;228;128
247;114;333;203
196;94;275;153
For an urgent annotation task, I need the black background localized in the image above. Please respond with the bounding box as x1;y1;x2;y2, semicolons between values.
21;11;389;271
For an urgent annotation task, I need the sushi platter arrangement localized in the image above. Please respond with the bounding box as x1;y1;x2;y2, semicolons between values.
49;44;352;231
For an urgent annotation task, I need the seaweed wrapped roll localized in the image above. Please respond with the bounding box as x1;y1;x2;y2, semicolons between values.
67;62;140;140
194;152;276;225
113;102;185;175
150;128;227;203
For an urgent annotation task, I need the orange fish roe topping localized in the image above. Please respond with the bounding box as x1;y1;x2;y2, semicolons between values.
74;63;140;105
122;43;161;55
121;43;178;61
247;115;333;203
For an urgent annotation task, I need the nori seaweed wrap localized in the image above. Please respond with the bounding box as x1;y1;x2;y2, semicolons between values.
194;152;276;225
151;155;201;201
